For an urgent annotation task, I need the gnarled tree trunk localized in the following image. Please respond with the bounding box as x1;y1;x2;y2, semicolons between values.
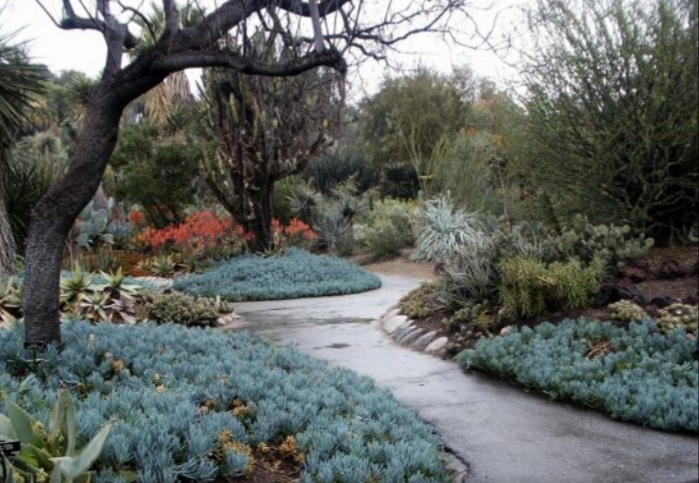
22;92;125;346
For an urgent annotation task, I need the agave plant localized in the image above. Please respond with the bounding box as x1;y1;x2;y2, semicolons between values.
59;263;94;310
1;277;22;325
0;391;113;483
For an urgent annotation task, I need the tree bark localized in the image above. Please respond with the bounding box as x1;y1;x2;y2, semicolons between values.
22;91;126;346
241;178;274;253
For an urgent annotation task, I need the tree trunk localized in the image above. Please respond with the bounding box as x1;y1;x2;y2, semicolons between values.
22;94;124;347
242;179;274;253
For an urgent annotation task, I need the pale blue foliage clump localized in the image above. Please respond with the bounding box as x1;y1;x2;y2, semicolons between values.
0;321;449;481
173;248;382;301
458;318;698;432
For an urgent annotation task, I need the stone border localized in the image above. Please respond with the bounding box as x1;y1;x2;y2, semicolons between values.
374;306;449;356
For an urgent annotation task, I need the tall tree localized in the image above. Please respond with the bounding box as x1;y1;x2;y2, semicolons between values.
0;26;45;278
358;66;476;192
520;0;698;241
200;33;337;252
23;0;479;347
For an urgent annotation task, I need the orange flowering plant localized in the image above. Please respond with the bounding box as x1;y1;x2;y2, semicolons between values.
271;218;316;249
133;211;244;259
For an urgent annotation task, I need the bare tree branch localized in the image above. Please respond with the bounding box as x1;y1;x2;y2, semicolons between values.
163;0;180;37
33;0;62;28
152;46;346;76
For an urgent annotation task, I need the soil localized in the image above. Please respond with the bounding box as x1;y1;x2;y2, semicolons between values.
359;245;699;357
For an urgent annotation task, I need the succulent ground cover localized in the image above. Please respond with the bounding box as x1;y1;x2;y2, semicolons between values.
457;318;698;433
173;249;382;301
0;321;451;482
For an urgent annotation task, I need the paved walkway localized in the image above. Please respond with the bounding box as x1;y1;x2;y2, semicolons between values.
223;274;699;483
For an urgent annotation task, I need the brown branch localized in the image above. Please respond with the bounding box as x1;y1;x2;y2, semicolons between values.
152;46;347;76
277;0;347;17
34;0;62;28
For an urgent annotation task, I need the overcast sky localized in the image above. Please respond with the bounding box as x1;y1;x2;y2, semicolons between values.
3;0;525;100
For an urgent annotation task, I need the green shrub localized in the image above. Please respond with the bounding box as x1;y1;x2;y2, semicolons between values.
173;248;381;301
400;281;440;319
0;322;451;481
302;151;380;195
356;198;419;259
499;256;605;318
458;318;698;432
145;292;229;327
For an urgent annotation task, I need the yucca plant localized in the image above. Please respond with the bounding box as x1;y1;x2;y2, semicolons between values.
411;195;488;262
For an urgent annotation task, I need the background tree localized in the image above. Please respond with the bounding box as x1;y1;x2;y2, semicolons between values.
23;0;478;347
0;25;45;277
199;32;337;252
358;66;476;195
519;0;698;242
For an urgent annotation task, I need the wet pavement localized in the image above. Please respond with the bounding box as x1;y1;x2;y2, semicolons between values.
224;274;699;483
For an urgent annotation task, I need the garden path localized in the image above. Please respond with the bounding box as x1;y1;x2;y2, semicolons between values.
223;274;699;483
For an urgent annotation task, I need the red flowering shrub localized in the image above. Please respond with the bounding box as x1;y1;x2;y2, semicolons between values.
133;211;244;259
272;218;316;249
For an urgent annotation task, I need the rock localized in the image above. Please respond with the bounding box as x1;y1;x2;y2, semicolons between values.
500;326;513;336
384;315;408;334
398;328;424;345
656;259;687;279
381;308;401;324
393;322;415;340
594;280;646;306
412;331;438;351
648;296;679;309
425;336;448;354
618;265;649;283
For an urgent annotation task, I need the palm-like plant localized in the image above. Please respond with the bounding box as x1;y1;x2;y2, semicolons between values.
0;22;46;277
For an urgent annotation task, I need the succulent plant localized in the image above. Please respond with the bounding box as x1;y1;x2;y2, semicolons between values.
144;292;224;327
74;197;133;249
657;303;698;334
608;300;648;322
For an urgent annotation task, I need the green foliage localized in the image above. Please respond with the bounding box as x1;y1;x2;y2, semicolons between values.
0;322;451;481
302;151;380;195
357;198;419;260
552;215;654;266
458;318;698;432
144;292;227;327
400;281;439;319
272;175;304;225
657;304;698;334
437;241;500;309
173;248;381;301
379;161;421;200
609;300;648;323
3;148;55;254
411;195;489;262
115;140;201;228
499;256;605;319
291;180;367;255
0;276;21;325
521;0;698;241
0;390;112;482
358;67;474;170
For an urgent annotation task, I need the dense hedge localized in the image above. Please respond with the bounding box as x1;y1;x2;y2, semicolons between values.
0;321;450;482
173;248;382;301
457;318;698;433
